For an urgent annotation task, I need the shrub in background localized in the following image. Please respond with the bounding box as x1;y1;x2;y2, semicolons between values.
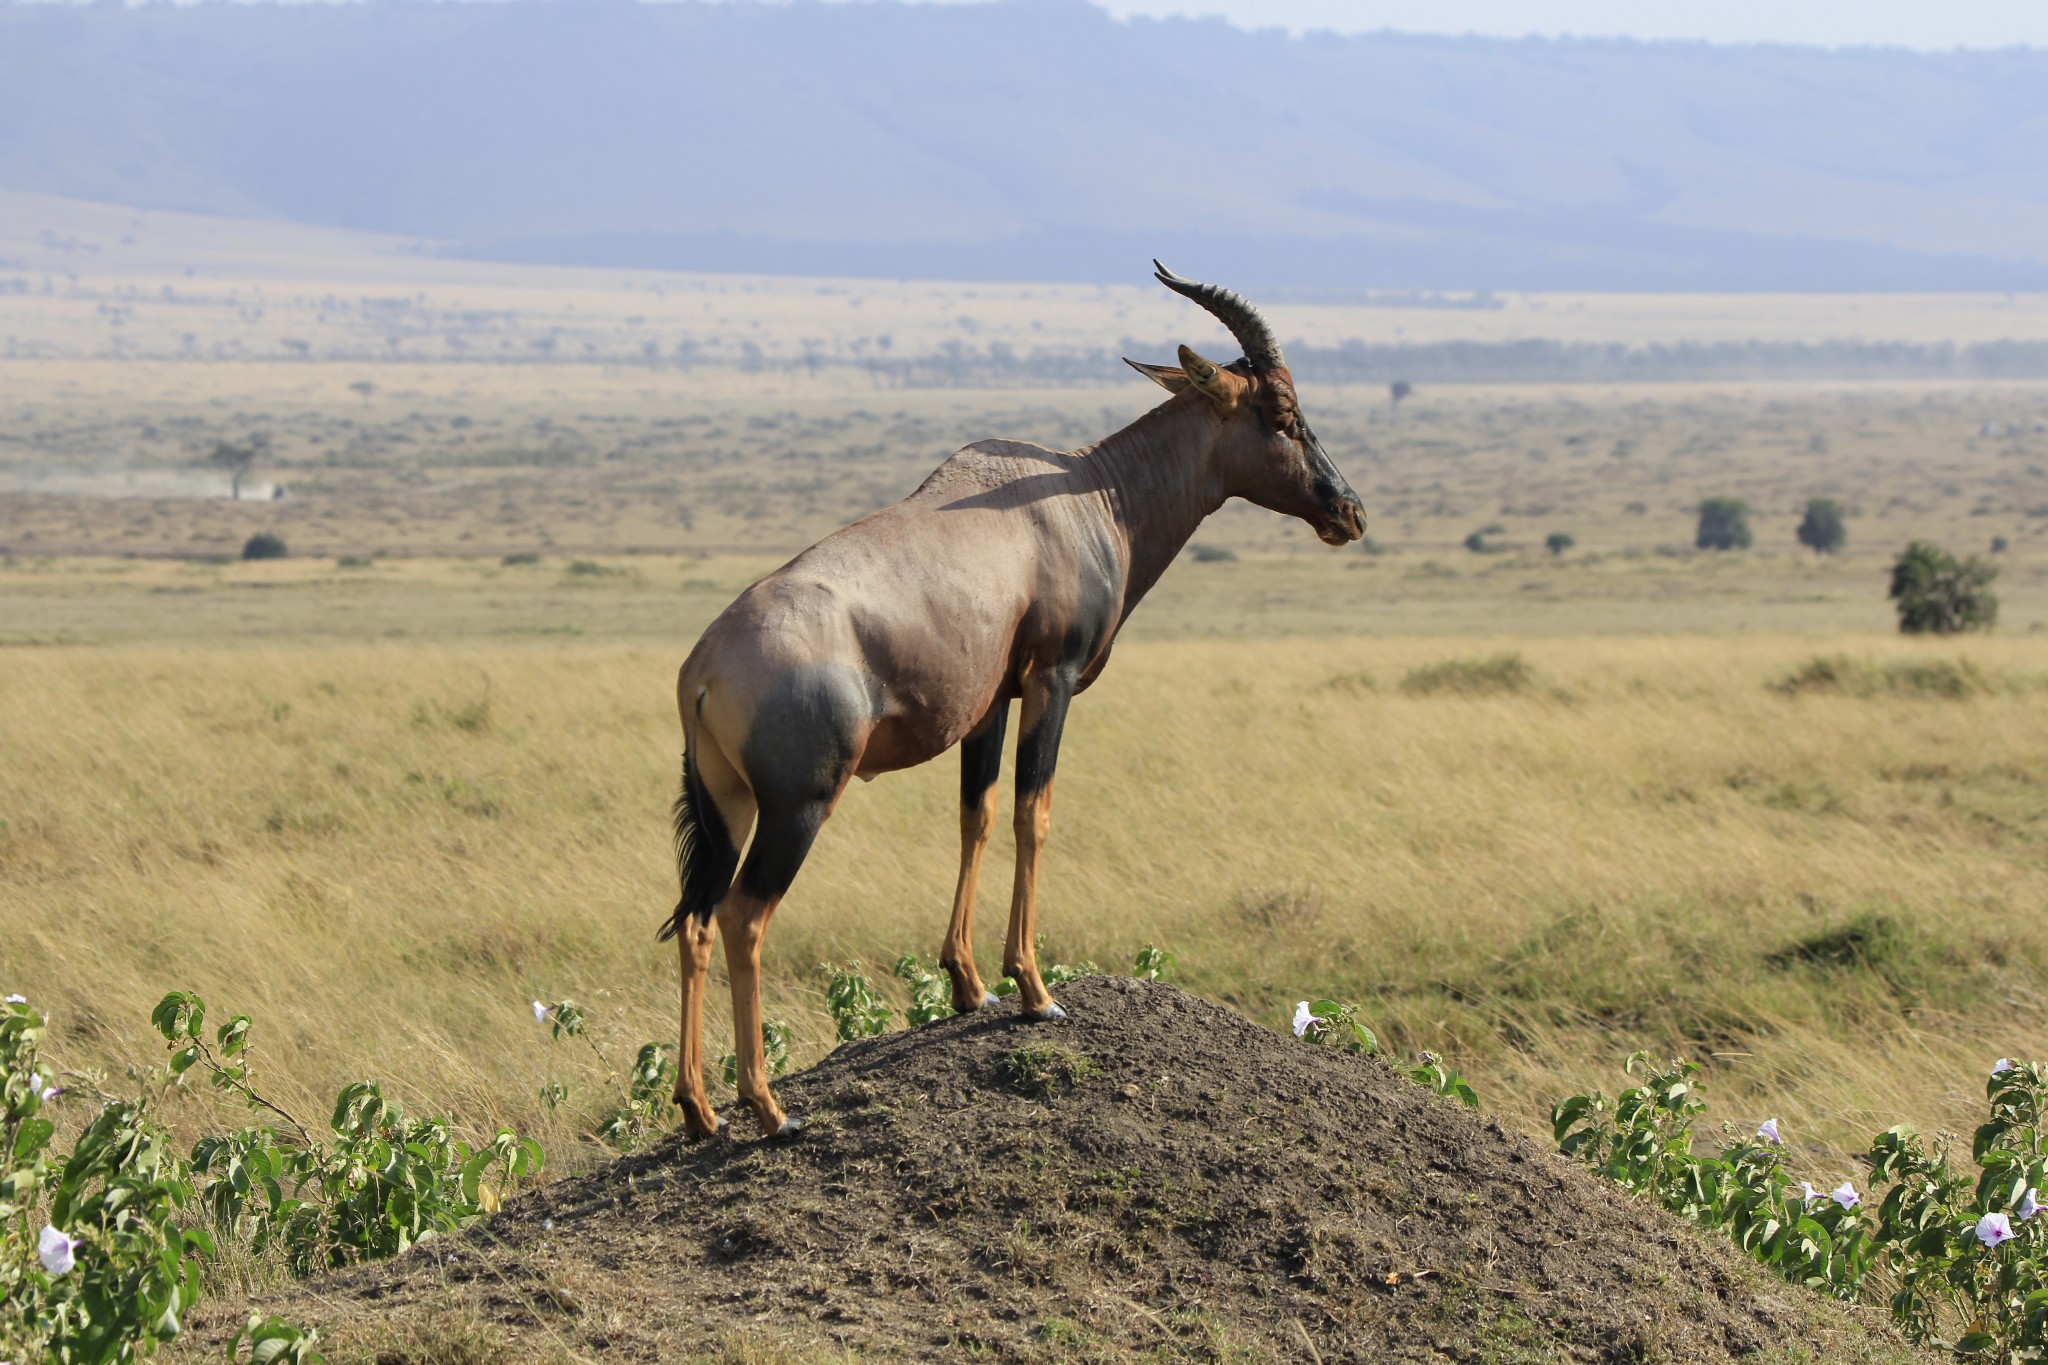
1796;498;1847;554
240;533;288;561
1696;497;1752;551
1890;541;1998;635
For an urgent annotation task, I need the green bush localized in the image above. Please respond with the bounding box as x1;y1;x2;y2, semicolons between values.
1551;1052;2048;1353
1186;543;1237;564
1796;498;1847;554
2;998;209;1365
1399;652;1535;697
1890;541;1998;635
1545;532;1575;556
240;533;288;562
1696;497;1752;551
823;963;893;1041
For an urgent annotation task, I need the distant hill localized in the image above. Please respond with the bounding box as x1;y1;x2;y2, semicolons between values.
2;0;2046;291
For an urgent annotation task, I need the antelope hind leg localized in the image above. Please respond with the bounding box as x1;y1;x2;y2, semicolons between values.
672;913;721;1137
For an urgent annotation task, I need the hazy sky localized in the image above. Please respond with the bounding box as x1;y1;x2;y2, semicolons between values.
1090;0;2048;50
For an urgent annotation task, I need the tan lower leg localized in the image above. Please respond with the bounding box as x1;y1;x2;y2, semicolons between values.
718;894;790;1136
673;915;720;1137
1002;782;1056;1014
941;783;999;1010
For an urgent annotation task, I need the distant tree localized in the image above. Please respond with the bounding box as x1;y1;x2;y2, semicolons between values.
1890;541;1997;635
1795;497;1847;555
241;532;288;561
209;434;268;500
1463;530;1492;554
348;380;376;405
1389;380;1413;408
1991;535;2010;554
1695;497;1752;551
1545;532;1575;557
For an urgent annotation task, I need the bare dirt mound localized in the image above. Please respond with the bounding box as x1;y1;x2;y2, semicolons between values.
189;979;1925;1363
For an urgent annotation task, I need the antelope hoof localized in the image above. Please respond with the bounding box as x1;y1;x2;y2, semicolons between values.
677;1101;722;1141
1025;1001;1067;1022
770;1115;806;1140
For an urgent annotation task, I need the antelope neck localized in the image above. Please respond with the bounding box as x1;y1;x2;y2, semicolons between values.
1072;393;1230;613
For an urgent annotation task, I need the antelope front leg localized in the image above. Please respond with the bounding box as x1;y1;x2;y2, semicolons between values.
1004;673;1073;1020
672;912;721;1138
942;702;1009;1012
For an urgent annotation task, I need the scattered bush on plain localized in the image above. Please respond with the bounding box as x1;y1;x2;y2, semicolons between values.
240;533;288;562
1796;497;1847;554
1696;496;1752;551
1891;541;1999;635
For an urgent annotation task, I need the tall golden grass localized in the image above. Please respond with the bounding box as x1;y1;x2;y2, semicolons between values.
5;634;2046;1171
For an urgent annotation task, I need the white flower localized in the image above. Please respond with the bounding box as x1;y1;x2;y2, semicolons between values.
30;1072;56;1102
1756;1118;1781;1145
1994;1058;2014;1076
1977;1212;2015;1248
37;1225;79;1275
2019;1189;2042;1222
1831;1182;1859;1210
4;994;24;1004
1291;1001;1318;1038
531;1000;548;1024
40;1084;59;1102
1798;1181;1820;1205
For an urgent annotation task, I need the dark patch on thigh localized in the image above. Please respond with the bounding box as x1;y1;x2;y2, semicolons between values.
736;662;872;900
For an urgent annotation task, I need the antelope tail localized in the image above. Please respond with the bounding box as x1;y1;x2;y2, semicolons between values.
660;744;739;941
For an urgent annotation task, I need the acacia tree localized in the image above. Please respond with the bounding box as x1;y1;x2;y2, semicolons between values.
1696;497;1752;551
1797;498;1847;554
1890;541;1998;634
208;435;268;500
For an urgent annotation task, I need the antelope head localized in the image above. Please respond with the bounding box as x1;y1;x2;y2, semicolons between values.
1127;261;1366;547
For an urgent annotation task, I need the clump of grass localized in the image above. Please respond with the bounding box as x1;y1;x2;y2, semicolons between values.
500;551;542;567
1318;670;1377;694
564;559;623;577
997;1043;1099;1099
1187;543;1237;564
1771;654;1991;699
1399;652;1534;697
335;555;375;569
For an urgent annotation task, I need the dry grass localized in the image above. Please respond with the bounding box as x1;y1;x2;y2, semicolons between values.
7;632;2047;1173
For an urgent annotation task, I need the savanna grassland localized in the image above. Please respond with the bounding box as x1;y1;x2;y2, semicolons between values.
7;196;2048;1192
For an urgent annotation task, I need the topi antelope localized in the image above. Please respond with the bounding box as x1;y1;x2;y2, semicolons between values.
664;261;1365;1138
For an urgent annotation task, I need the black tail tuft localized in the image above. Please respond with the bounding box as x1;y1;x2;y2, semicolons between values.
659;746;739;941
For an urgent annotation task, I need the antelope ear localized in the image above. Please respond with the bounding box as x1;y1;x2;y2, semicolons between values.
1123;358;1191;393
1176;344;1242;411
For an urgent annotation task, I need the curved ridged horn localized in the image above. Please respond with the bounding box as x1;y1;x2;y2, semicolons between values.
1152;259;1285;372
